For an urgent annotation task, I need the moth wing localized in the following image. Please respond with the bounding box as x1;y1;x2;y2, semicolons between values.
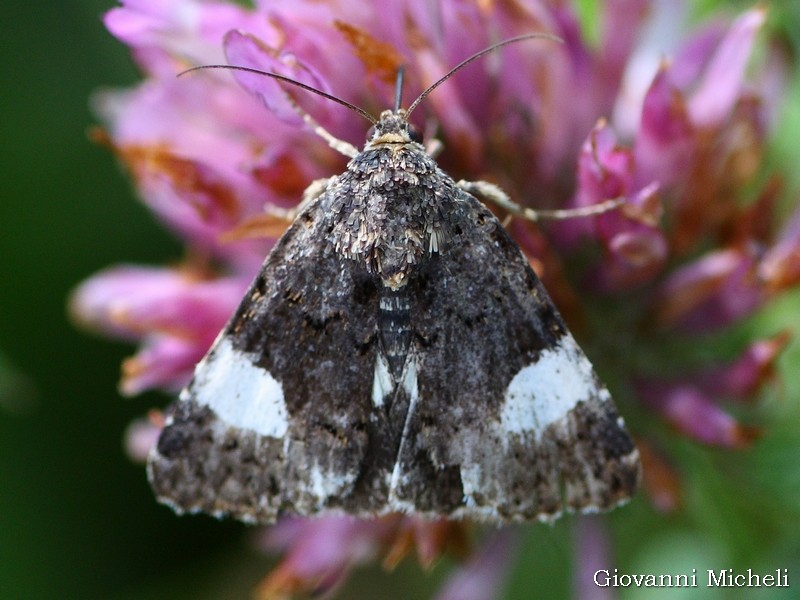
147;194;387;524
392;194;641;522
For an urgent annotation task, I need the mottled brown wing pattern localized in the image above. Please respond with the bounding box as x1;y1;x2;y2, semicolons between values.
387;194;641;521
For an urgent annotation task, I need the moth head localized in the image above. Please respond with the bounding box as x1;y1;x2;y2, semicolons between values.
367;109;423;146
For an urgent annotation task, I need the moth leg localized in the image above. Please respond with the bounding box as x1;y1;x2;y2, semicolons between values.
264;177;331;221
283;93;359;158
457;180;624;222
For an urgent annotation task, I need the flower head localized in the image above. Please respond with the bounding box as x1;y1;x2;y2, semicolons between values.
72;0;795;597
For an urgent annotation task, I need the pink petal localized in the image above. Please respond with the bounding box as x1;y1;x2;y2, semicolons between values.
639;382;759;448
634;63;694;189
434;529;519;600
69;266;245;341
691;332;791;400
688;8;766;127
223;29;333;126
104;0;259;75
558;121;634;246
599;0;650;109
409;43;483;169
670;20;727;88
257;516;399;599
573;515;615;600
94;77;291;266
561;122;667;290
653;248;764;333
123;411;163;463
590;222;669;291
121;335;207;395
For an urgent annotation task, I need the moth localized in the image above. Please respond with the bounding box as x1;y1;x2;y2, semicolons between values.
148;34;641;524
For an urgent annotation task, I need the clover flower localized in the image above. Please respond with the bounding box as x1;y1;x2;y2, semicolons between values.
71;1;795;598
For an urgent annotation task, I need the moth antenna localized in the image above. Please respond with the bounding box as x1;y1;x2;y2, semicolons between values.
405;33;562;118
394;65;406;113
179;64;377;125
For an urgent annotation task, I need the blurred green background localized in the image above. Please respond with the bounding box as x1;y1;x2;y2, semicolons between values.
1;2;252;598
2;1;800;599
